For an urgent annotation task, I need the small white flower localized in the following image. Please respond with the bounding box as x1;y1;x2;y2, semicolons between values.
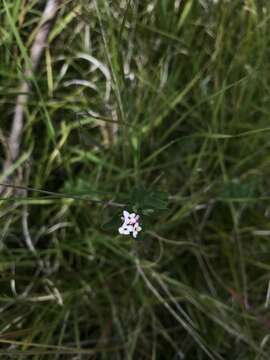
118;210;142;238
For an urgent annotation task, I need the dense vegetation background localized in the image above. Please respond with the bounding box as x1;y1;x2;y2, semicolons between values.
1;0;270;358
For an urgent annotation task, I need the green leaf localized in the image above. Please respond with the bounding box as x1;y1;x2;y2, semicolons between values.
129;187;169;212
221;177;260;200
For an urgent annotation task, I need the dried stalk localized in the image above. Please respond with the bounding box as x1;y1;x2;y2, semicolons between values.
1;0;60;192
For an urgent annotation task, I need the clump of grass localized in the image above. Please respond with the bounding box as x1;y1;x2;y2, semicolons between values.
1;0;270;358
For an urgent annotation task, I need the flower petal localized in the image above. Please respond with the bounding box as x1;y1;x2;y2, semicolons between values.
123;210;130;219
119;224;133;235
118;227;125;234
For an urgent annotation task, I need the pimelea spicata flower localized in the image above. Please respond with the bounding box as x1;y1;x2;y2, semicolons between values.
118;210;142;238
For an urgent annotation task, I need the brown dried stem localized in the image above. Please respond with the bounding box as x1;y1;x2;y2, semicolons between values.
1;0;60;192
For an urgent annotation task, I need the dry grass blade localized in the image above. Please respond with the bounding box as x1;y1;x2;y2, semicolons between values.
1;0;60;193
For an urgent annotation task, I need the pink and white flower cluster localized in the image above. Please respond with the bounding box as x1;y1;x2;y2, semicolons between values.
118;210;142;238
